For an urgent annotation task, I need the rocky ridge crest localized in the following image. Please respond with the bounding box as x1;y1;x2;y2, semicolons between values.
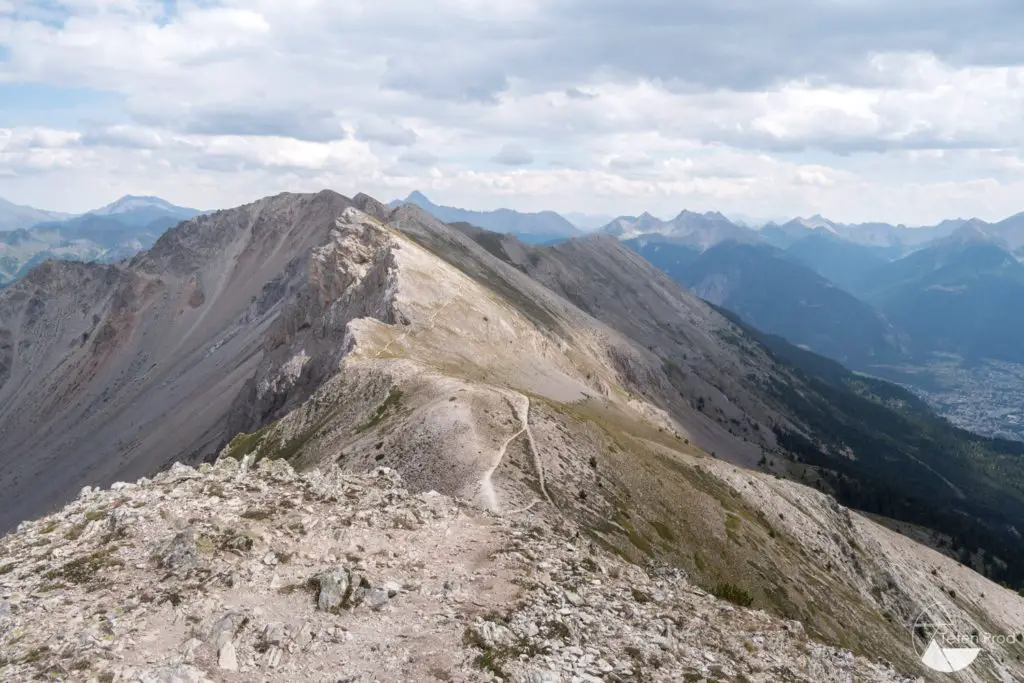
0;457;911;682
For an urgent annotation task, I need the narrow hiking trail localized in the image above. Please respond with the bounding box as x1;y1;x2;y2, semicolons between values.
480;393;557;515
480;422;526;510
521;396;556;511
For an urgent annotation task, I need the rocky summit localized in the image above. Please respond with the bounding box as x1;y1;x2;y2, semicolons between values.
0;456;912;683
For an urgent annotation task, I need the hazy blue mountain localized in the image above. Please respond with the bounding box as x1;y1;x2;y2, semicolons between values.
839;220;966;249
84;195;200;227
858;226;1024;361
0;195;199;284
625;239;907;368
600;211;665;237
759;215;840;248
784;232;896;292
0;197;72;232
391;191;581;242
758;213;962;251
621;235;701;272
600;209;759;249
987;211;1024;249
562;211;614;231
726;212;788;228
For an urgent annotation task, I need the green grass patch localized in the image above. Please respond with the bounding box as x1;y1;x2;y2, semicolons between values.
712;582;754;607
43;547;123;585
63;522;87;541
651;520;677;542
223;421;279;461
725;513;743;544
84;507;107;522
357;388;404;433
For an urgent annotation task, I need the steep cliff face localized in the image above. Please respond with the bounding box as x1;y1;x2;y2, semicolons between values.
0;191;355;531
224;207;402;439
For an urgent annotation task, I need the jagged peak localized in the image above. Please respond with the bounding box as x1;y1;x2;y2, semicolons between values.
942;219;1003;247
352;193;391;222
403;190;433;205
133;190;354;275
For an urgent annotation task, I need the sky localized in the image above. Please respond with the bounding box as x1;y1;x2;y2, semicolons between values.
3;0;1024;225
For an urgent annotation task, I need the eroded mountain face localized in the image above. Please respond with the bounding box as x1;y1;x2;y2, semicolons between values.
2;191;1024;680
0;191;355;531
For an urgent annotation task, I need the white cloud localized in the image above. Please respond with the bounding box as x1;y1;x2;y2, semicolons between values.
80;124;163;149
2;1;1024;223
355;119;418;146
397;149;439;167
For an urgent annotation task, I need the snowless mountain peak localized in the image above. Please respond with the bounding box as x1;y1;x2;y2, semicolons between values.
789;215;838;233
89;195;184;216
404;190;433;205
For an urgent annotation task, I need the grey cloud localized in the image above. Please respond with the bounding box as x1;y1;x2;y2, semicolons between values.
565;87;598;100
397;149;439;166
80;126;163;149
369;0;1024;100
692;124;1022;156
608;154;655;171
141;107;348;143
536;0;1024;91
355;120;418;146
382;55;509;103
492;144;534;166
8;0;1024;185
193;153;327;178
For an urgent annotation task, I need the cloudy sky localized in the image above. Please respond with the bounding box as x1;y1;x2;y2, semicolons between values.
2;0;1024;224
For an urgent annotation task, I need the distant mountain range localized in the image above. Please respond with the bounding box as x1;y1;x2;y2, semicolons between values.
0;195;199;284
599;210;760;248
624;222;1024;359
15;190;1024;382
391;195;1024;374
626;238;908;368
0;197;72;232
782;232;894;292
853;226;1024;363
390;191;582;243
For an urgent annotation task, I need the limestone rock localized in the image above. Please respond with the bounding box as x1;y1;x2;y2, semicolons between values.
218;640;239;671
0;457;1007;682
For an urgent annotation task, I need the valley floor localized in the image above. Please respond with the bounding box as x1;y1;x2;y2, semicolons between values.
874;356;1024;441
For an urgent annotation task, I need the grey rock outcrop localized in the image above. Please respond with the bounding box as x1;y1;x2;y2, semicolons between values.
0;458;919;682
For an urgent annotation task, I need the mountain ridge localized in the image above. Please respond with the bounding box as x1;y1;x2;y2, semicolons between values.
0;197;72;233
5;192;1024;680
390;191;581;243
0;195;201;285
632;239;908;368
